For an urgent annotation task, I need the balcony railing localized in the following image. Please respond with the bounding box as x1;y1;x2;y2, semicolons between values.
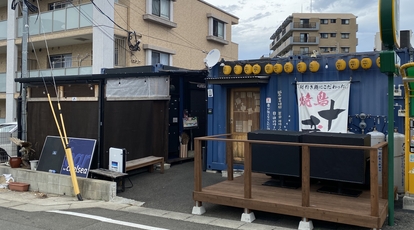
292;36;317;43
0;73;5;93
293;51;312;56
1;68;92;94
17;3;93;37
17;66;92;78
0;21;6;40
293;22;317;29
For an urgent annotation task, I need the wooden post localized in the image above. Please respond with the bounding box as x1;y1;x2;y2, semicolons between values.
301;145;310;207
382;144;389;199
370;149;379;217
244;141;252;199
226;139;233;181
194;138;202;192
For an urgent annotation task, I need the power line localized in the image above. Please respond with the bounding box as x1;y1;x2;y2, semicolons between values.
90;0;129;33
89;0;140;51
105;0;141;51
34;0;60;97
125;0;205;53
69;2;139;55
106;0;131;31
28;0;134;92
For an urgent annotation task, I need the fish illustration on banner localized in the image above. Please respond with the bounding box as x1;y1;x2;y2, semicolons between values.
296;81;350;133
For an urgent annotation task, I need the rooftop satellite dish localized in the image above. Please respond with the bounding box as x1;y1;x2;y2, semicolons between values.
204;49;221;68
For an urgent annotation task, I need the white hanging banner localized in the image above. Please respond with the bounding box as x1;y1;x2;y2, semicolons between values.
297;81;350;133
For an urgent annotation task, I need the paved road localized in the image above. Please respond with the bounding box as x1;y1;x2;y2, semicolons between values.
0;206;242;230
1;161;414;229
118;161;414;230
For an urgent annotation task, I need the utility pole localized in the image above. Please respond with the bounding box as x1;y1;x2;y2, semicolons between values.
310;0;312;13
21;1;28;141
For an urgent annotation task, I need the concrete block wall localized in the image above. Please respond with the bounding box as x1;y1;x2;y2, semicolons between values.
0;166;117;201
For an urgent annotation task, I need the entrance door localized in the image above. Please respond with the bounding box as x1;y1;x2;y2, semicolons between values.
230;88;260;162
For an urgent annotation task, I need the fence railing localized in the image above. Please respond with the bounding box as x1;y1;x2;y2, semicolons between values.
16;3;93;37
194;134;388;218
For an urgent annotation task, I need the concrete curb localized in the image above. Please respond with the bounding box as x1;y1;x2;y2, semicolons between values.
0;165;116;201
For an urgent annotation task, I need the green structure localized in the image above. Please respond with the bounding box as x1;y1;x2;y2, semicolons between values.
379;0;401;226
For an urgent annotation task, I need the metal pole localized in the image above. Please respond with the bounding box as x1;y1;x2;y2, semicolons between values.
21;1;28;141
388;73;394;225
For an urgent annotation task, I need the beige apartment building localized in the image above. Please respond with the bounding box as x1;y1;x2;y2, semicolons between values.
0;0;239;122
269;13;358;58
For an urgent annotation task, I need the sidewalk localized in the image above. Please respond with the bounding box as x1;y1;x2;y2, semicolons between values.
0;188;143;212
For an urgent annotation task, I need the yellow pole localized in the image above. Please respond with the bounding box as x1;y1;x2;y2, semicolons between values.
47;94;83;201
404;82;410;192
400;63;414;194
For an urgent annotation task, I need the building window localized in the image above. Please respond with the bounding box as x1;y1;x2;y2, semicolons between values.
330;47;337;52
341;19;350;25
320;33;328;39
341;33;350;39
320;19;328;24
144;44;175;65
342;47;350;53
152;0;171;20
149;51;169;65
320;47;329;53
300;47;309;54
330;19;336;23
114;36;126;67
213;19;225;39
143;0;176;28
330;33;336;37
49;54;72;69
300;19;310;28
49;2;66;10
208;16;227;42
300;33;309;42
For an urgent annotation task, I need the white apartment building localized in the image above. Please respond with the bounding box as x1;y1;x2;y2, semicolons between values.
269;13;358;58
0;0;239;122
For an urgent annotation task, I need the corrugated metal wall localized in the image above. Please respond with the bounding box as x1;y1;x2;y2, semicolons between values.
206;50;410;171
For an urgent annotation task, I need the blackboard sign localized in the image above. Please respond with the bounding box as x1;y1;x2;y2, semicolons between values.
37;136;66;174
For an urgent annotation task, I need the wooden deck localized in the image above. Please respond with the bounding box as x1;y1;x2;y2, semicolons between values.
194;173;388;229
193;134;390;229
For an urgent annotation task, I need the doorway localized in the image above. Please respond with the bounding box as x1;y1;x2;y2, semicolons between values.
229;88;260;163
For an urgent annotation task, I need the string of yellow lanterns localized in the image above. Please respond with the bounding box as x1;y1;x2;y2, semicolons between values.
336;59;346;71
296;61;307;73
221;57;379;75
348;58;360;70
309;60;320;73
361;57;373;70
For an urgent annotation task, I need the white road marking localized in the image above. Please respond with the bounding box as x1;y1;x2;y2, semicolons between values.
48;210;169;230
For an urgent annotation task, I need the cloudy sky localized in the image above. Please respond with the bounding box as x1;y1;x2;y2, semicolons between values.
203;0;412;60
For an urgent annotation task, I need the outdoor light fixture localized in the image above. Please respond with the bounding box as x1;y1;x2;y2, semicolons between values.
325;63;328;69
220;58;226;66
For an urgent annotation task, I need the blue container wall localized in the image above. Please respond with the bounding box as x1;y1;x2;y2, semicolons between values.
206;50;410;171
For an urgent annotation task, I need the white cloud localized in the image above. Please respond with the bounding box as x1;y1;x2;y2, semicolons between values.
204;0;412;60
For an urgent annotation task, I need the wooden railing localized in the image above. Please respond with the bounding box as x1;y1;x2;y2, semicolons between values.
194;134;389;217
